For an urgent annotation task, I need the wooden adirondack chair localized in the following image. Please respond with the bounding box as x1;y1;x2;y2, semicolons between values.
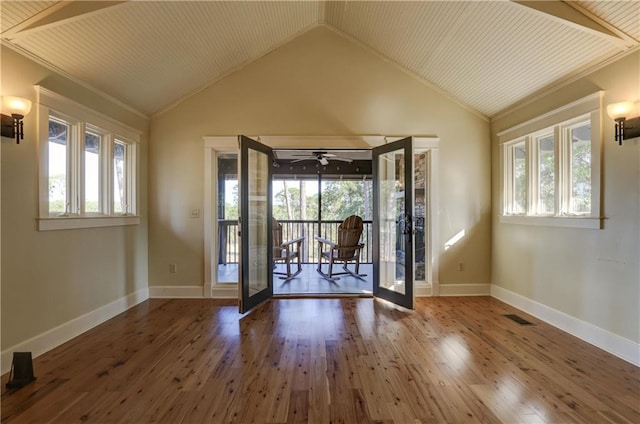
315;215;366;281
273;218;304;280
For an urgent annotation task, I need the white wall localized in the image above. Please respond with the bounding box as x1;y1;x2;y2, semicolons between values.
491;52;640;348
1;46;149;362
148;26;492;292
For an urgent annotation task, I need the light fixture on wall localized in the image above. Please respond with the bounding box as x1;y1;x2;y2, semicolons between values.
1;96;32;144
606;101;639;145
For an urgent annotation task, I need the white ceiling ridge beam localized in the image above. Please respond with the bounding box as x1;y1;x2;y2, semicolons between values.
513;1;637;48
3;1;128;39
564;1;639;45
1;1;68;38
318;0;328;25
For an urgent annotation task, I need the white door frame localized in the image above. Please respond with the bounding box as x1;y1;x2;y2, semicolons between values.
203;135;439;298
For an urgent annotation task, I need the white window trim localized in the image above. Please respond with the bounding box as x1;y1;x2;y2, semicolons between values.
36;86;141;231
499;92;603;229
502;138;527;216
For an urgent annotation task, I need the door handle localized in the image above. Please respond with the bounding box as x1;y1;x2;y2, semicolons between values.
403;213;412;236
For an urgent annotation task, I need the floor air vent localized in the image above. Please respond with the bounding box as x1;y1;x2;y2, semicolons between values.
503;314;534;325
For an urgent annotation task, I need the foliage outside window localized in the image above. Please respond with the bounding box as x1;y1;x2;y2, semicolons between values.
501;110;601;228
273;178;318;221
270;177;372;221
48;118;69;215
320;177;373;221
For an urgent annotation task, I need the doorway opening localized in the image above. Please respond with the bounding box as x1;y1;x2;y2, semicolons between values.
204;136;439;308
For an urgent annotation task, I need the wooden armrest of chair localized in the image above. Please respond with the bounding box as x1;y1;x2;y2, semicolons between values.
314;236;336;248
281;236;304;249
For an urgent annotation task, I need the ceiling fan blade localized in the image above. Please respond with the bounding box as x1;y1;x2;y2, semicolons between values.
322;153;336;157
290;158;314;163
332;157;353;163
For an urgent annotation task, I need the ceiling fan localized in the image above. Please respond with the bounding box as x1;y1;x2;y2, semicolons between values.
289;151;353;165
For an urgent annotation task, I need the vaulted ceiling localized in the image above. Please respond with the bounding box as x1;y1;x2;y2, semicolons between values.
1;1;638;118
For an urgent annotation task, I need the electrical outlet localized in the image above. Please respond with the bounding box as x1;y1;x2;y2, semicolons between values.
169;263;177;273
190;209;200;218
458;262;464;271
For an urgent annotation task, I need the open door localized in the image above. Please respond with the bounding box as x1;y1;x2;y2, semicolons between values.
238;135;273;313
373;137;414;309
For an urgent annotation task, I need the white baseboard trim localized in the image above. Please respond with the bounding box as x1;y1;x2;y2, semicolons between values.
415;283;432;297
148;285;204;298
491;285;640;367
1;287;149;375
439;283;491;297
211;285;238;299
204;283;213;299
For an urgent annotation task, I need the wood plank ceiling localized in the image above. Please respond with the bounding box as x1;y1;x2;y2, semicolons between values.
1;1;638;118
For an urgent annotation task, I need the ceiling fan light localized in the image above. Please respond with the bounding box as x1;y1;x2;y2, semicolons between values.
319;157;329;166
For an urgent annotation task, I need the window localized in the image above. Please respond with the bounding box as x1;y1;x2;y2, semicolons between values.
113;140;127;214
37;86;140;230
536;133;555;215
499;93;602;229
568;121;592;214
48;118;69;215
84;130;102;214
504;140;527;215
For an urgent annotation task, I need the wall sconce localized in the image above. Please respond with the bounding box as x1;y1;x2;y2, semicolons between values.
1;96;32;144
607;101;639;145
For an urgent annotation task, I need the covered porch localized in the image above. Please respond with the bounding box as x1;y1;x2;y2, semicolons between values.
217;219;374;295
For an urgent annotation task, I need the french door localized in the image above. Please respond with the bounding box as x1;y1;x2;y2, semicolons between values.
373;137;414;309
238;134;416;312
238;135;273;313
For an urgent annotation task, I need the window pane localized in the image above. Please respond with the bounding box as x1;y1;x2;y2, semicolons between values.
85;132;101;213
113;141;126;214
414;152;427;281
512;142;526;214
48;119;68;215
570;123;591;214
537;134;555;214
217;153;238;284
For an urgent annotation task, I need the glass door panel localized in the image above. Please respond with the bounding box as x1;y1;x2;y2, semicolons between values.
239;135;273;313
373;137;413;309
414;151;427;282
217;153;239;283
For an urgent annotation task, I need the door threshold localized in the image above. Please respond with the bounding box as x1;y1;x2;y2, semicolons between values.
273;293;373;299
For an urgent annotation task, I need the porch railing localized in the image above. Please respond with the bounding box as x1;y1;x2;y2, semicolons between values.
218;219;373;265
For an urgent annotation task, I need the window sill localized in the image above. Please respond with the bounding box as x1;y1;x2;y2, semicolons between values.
500;214;601;229
37;215;141;231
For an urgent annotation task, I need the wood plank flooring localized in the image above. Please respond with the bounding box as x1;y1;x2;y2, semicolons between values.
2;297;638;423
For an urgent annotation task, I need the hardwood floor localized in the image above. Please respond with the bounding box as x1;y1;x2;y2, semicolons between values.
2;297;638;423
